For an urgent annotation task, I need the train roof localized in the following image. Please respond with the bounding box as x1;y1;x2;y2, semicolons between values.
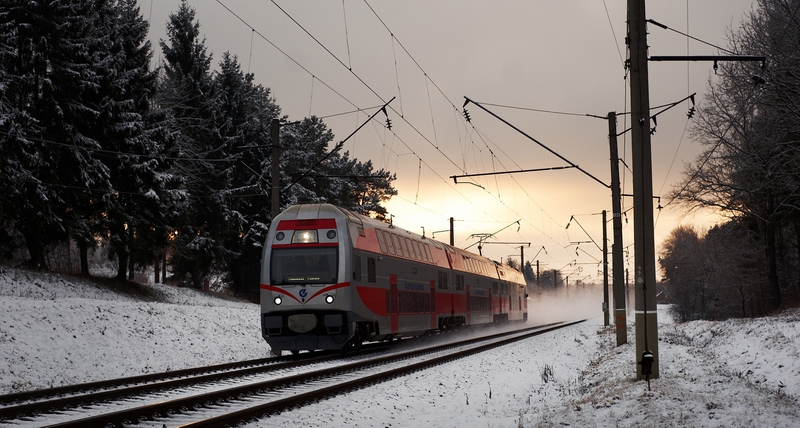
277;204;527;282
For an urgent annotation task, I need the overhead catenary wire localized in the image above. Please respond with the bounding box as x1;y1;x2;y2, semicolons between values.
212;0;577;251
268;0;575;247
214;0;362;112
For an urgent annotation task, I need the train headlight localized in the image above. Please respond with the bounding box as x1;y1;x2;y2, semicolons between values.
325;295;335;304
292;230;318;244
274;296;283;306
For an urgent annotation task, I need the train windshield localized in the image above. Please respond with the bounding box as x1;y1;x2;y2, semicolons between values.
270;247;338;285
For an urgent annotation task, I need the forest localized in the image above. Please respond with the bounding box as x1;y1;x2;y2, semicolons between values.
0;0;396;299
660;0;800;320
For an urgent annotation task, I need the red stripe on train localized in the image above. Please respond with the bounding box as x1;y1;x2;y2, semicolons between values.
277;219;337;230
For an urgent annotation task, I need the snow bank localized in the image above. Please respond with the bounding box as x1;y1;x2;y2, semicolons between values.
1;267;798;427
0;267;266;392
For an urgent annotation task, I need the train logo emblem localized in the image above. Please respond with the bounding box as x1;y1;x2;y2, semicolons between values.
299;288;308;299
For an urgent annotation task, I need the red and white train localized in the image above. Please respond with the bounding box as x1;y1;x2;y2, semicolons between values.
260;204;528;353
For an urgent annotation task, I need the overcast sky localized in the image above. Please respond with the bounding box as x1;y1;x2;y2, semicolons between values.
138;0;756;282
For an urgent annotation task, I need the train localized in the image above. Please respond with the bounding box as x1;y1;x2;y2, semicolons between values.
260;204;528;354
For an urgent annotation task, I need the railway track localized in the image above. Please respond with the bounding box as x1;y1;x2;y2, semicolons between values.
0;320;584;427
0;344;386;422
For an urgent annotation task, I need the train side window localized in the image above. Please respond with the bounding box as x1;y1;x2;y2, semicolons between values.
399;290;405;313
395;235;405;258
389;234;400;257
367;257;376;283
406;291;413;313
353;255;362;281
386;290;390;314
398;235;410;258
455;274;465;292
492;282;498;294
437;271;448;290
407;238;419;260
375;230;387;253
424;244;433;263
412;291;419;313
384;231;396;255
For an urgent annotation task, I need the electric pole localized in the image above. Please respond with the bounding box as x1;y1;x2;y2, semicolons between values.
602;210;609;327
628;0;659;379
271;118;281;219
608;112;627;345
449;217;454;246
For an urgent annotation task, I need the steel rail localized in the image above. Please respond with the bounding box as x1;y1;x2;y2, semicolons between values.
32;320;583;428
0;347;378;421
181;319;586;427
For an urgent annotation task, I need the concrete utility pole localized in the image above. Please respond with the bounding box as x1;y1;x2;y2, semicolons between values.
608;112;627;345
628;0;659;379
602;210;609;327
449;217;454;246
271;118;281;219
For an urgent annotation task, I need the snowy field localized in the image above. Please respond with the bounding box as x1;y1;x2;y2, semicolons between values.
1;266;798;427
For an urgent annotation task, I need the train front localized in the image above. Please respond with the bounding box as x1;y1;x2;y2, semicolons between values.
260;205;354;353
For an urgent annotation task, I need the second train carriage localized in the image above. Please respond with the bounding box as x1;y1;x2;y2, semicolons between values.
260;204;528;353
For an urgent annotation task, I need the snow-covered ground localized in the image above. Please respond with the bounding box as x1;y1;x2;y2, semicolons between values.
1;266;798;427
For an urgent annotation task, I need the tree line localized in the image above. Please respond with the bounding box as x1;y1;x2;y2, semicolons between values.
660;0;800;320
0;0;396;299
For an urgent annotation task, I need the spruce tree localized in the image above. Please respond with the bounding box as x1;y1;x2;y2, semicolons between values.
159;0;225;288
0;0;110;269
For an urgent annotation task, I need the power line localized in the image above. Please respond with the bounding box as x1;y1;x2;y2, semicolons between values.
210;1;575;251
214;0;362;112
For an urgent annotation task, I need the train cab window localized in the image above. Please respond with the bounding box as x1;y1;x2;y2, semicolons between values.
492;282;498;294
367;257;376;283
353;255;362;281
270;247;338;285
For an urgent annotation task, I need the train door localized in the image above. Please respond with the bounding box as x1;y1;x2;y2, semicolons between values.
465;285;471;325
430;280;436;329
390;274;398;332
489;287;493;321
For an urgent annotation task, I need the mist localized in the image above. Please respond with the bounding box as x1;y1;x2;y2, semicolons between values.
526;284;626;325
